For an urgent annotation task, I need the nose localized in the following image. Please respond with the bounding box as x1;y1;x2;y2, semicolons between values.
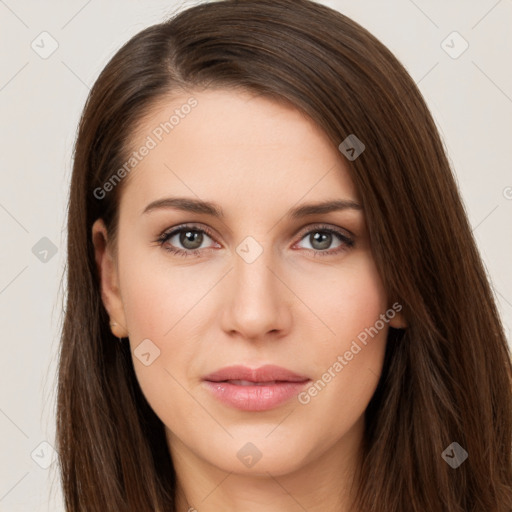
219;244;293;342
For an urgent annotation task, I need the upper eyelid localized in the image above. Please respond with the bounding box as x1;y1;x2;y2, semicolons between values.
160;223;216;242
296;223;354;239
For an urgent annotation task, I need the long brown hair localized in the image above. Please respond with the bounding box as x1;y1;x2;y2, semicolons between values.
57;0;512;510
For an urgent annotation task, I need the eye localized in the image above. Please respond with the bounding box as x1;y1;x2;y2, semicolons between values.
294;224;354;256
156;224;219;257
156;223;355;258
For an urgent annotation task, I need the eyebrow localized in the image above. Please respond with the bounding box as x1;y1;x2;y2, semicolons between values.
142;197;362;219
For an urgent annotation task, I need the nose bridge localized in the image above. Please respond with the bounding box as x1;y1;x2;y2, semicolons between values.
233;234;278;304
235;236;273;293
221;234;290;338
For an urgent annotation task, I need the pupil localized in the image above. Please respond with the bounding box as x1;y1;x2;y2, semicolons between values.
181;230;203;249
312;232;331;250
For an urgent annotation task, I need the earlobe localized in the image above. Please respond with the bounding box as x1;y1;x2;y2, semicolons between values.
389;312;407;329
388;301;407;329
91;218;129;338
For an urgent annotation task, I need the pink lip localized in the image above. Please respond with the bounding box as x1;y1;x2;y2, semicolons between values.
202;364;311;412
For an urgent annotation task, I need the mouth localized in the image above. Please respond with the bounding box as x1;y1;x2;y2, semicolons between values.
221;379;291;386
202;364;311;411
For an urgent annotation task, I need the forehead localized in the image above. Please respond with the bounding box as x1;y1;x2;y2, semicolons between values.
119;88;359;218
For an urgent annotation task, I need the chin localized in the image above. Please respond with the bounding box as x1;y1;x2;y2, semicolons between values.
204;437;312;477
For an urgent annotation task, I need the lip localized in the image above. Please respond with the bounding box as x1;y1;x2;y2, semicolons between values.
202;364;311;411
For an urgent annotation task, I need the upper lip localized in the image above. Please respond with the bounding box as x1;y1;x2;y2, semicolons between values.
203;364;310;383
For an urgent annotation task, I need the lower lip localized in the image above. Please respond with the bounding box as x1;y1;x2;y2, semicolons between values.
203;380;311;411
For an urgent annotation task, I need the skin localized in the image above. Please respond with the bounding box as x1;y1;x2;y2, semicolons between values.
92;88;406;512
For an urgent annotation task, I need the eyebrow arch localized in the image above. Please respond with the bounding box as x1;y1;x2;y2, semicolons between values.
288;199;362;218
141;197;362;218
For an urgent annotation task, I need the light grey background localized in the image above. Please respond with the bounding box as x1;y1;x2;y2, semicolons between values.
1;0;511;510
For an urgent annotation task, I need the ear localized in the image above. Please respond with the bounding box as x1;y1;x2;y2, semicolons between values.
91;218;128;338
388;301;407;329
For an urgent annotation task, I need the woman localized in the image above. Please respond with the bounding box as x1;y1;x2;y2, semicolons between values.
57;0;512;510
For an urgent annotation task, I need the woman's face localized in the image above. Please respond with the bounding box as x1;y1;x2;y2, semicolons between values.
93;88;403;478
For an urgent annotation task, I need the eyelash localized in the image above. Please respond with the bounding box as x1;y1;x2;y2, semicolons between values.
155;223;355;258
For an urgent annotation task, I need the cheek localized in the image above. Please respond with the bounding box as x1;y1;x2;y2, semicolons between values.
294;250;388;347
118;239;203;340
116;240;222;415
295;252;389;410
118;272;197;432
